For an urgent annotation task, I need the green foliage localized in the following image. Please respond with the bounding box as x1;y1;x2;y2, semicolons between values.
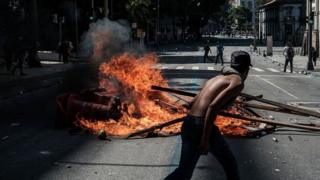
125;0;152;28
228;6;250;28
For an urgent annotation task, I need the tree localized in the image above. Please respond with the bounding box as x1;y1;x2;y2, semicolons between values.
125;0;152;29
228;6;250;29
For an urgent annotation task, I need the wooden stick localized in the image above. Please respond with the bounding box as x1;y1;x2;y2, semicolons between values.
219;111;320;132
126;117;184;139
151;86;196;97
126;112;320;139
239;102;309;117
239;93;320;118
151;86;320;118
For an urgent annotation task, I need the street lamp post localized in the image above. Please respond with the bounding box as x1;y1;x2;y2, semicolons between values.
154;0;160;47
253;0;257;51
307;0;315;70
74;0;79;54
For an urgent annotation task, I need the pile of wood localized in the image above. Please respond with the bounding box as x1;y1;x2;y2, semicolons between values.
126;86;320;139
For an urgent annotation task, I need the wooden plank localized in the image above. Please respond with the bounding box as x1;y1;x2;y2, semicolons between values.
151;86;197;97
220;111;320;132
239;93;320;118
126;117;184;138
127;110;320;138
151;86;320;118
240;102;309;117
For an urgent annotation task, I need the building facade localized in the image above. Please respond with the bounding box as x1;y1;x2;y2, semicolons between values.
258;0;305;45
307;0;320;55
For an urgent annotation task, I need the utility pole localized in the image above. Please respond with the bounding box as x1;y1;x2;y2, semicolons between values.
155;0;160;47
253;0;257;51
30;0;39;43
307;0;315;70
74;0;79;54
104;0;109;17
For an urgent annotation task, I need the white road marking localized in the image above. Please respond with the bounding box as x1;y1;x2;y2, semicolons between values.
207;67;215;70
161;66;168;69
192;66;199;70
252;67;264;72
176;66;184;69
256;76;299;99
267;68;280;73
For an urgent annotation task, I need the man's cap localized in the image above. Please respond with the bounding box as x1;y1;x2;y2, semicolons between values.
231;51;252;67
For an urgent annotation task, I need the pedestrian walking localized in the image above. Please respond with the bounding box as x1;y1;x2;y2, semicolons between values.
312;47;317;66
61;40;73;64
11;36;26;76
164;51;252;180
215;42;224;65
283;43;294;73
249;43;253;53
3;37;14;71
26;42;42;68
203;43;212;63
57;42;63;62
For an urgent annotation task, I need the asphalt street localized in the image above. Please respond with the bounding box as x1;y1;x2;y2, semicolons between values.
1;45;320;180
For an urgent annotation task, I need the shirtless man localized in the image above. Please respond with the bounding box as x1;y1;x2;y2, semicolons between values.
164;51;252;180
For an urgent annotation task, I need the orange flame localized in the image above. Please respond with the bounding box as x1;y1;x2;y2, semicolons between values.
78;53;250;137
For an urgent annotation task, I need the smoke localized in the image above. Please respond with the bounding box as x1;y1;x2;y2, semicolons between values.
80;18;144;61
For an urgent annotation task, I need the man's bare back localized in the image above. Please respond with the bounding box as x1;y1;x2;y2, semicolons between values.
189;74;244;117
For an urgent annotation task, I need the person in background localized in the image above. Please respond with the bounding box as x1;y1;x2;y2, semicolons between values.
26;41;42;68
215;42;224;65
11;36;26;76
203;42;212;63
283;43;294;73
61;40;73;64
312;47;317;67
3;36;14;71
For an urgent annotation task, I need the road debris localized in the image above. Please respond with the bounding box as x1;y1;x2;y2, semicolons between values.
288;136;293;141
10;123;21;127
97;130;107;140
40;151;51;155
1;136;9;141
272;137;279;143
275;168;280;172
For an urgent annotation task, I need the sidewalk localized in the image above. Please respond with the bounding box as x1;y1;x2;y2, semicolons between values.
0;52;89;100
255;53;320;75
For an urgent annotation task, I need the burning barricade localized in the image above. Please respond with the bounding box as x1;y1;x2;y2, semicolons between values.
56;53;320;139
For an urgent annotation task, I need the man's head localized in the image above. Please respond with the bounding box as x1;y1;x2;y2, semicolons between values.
230;51;252;80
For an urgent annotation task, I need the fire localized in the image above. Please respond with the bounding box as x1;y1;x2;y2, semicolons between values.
77;53;250;137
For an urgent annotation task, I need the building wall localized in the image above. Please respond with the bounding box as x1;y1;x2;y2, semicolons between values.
259;2;304;45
